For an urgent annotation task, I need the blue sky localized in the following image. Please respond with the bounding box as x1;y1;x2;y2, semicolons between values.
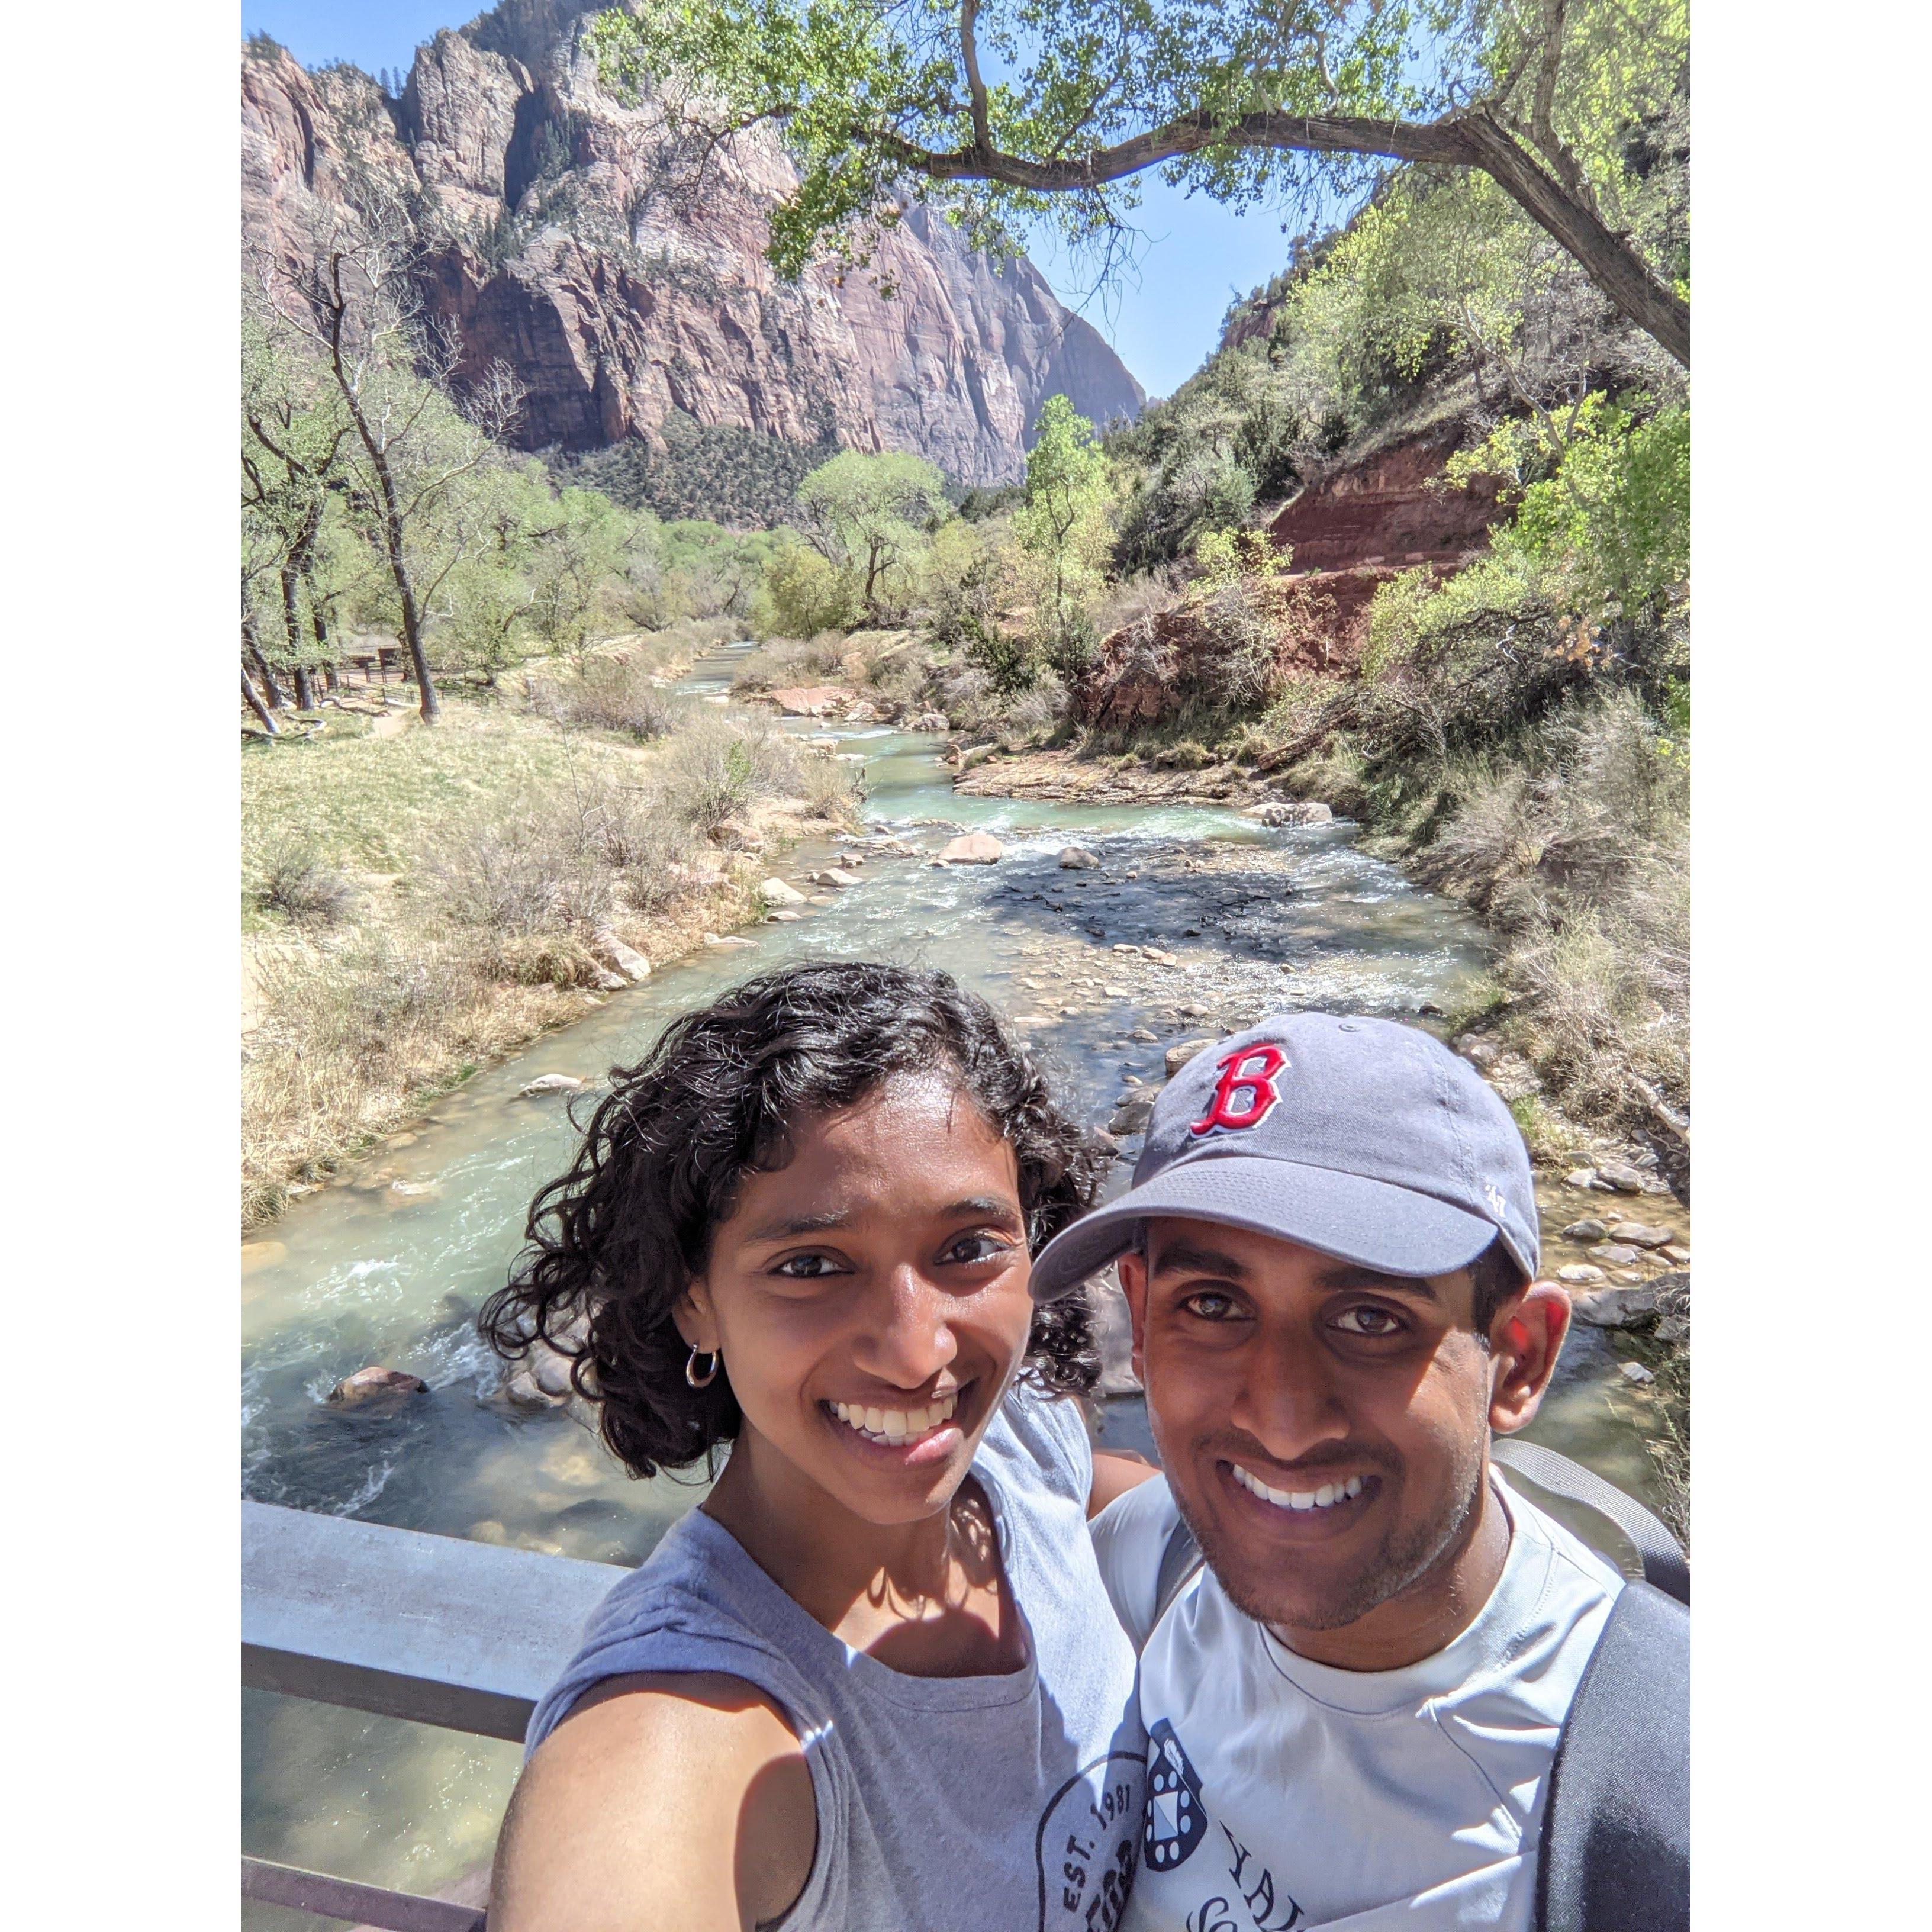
240;2;1315;399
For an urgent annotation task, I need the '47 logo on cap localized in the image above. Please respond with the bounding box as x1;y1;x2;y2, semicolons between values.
1190;1044;1286;1136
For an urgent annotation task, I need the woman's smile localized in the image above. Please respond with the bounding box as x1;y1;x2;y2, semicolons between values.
820;1382;970;1464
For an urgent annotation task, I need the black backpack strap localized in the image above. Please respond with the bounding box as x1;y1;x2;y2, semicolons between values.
1152;1512;1203;1628
1491;1438;1690;1605
1536;1580;1690;1932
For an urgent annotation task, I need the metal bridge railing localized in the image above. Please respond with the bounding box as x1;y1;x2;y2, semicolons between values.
242;1500;626;1930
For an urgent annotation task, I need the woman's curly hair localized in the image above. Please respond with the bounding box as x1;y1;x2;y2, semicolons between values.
479;961;1110;1478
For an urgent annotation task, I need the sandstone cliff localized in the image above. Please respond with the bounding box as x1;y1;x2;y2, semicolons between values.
242;4;1143;489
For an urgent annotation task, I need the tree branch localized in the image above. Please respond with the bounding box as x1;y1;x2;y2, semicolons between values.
959;0;991;156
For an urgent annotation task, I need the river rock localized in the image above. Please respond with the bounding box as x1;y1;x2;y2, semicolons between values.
1129;1028;1159;1042
329;1365;429;1406
1619;1362;1656;1386
938;832;1004;864
1593;1159;1646;1193
1605;1222;1673;1248
1557;1264;1608;1286
1562;1219;1609;1242
503;1369;550;1408
706;934;759;948
1660;1244;1691;1264
1059;846;1099;870
812;868;861;888
592;929;652;982
529;1341;578;1400
591;968;629;992
1565;1168;1609;1191
518;1073;584;1098
759;877;808;906
1166;1038;1216;1077
1242;800;1333;827
1570;1284;1660;1328
771;684;849;716
845;700;880;724
955;743;998;773
909;711;949;733
1587;1242;1642;1267
1108;1094;1157;1136
766;908;803;922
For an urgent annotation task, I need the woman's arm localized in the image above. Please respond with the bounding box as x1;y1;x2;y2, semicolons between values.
489;1670;816;1932
1089;1449;1159;1519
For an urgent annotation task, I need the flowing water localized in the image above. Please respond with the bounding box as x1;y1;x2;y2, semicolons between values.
242;646;1685;1918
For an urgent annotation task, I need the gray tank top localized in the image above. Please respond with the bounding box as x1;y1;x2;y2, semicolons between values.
526;1382;1147;1931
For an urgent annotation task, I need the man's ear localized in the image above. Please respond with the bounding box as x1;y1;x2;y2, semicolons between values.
1114;1252;1149;1383
1489;1281;1571;1434
671;1276;719;1355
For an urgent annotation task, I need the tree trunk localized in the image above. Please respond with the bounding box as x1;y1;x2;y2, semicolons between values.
243;668;280;735
373;467;440;722
280;568;315;711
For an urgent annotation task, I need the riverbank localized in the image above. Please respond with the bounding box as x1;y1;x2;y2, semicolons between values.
241;669;859;1228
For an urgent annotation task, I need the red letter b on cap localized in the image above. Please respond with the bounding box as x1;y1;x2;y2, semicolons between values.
1190;1045;1286;1136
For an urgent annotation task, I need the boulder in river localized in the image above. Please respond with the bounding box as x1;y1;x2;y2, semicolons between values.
1564;1168;1609;1191
1562;1219;1609;1242
1242;800;1333;827
1604;1222;1673;1248
1593;1159;1647;1193
812;868;861;888
328;1365;429;1406
1570;1284;1660;1328
1108;1094;1158;1136
909;711;949;733
519;1073;585;1099
845;700;881;724
1557;1264;1608;1287
938;832;1004;864
592;929;652;983
1587;1242;1643;1267
771;685;850;716
759;878;808;907
1058;846;1099;870
1166;1037;1216;1078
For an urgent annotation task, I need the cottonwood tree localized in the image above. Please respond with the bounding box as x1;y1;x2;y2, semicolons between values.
590;0;1689;366
796;450;949;616
256;194;524;722
1015;394;1109;676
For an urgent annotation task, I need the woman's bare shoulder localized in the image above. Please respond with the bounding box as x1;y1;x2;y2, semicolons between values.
490;1672;816;1932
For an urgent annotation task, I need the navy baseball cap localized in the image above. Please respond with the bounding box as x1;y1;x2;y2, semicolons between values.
1031;1012;1539;1300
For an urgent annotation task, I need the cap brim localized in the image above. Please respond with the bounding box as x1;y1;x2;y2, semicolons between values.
1030;1154;1502;1302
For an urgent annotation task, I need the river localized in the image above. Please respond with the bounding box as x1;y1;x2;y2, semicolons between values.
242;646;1683;1920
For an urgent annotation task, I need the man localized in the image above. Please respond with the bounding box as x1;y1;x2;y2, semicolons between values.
1031;1012;1688;1932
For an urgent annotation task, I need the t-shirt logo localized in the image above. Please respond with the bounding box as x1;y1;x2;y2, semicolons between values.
1144;1718;1206;1872
1190;1045;1287;1137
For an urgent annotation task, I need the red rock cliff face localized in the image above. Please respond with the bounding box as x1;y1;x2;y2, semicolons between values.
241;8;1142;484
1075;423;1505;730
1266;424;1500;572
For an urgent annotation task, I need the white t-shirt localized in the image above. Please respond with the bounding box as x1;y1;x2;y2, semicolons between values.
1091;1470;1623;1932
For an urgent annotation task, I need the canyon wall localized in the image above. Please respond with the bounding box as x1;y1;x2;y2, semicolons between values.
242;4;1143;487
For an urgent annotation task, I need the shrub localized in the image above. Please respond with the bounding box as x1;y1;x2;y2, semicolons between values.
420;792;619;938
559;653;688;739
657;716;802;831
251;834;359;927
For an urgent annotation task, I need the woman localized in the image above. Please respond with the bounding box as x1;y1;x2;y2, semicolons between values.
481;962;1154;1931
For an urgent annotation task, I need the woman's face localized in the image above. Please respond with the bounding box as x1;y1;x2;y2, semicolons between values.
678;1072;1037;1525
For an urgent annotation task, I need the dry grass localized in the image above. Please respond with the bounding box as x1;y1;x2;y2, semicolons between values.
241;695;857;1226
1407;693;1690;1144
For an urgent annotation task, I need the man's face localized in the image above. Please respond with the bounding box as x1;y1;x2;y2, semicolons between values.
1119;1219;1551;1638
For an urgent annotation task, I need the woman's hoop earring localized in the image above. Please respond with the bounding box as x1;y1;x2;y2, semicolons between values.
684;1346;722;1389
